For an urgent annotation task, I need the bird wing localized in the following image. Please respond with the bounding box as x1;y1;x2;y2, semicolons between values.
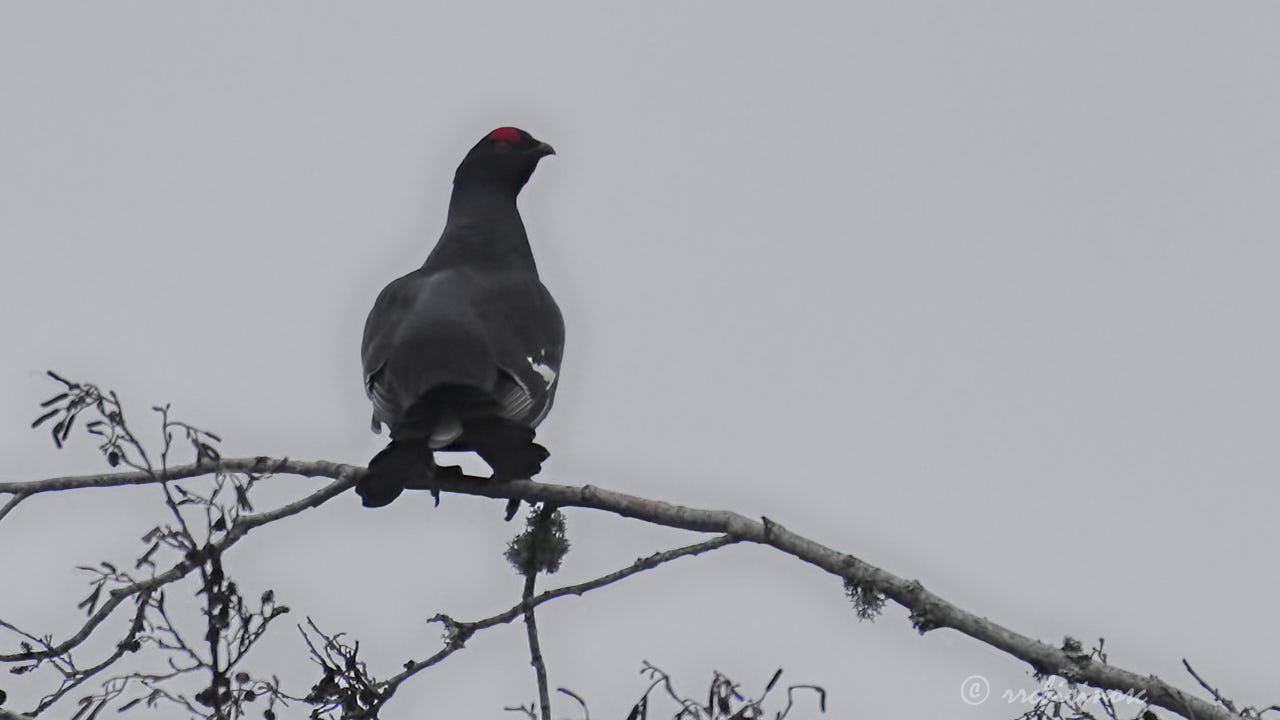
361;268;495;432
361;266;564;433
476;273;564;427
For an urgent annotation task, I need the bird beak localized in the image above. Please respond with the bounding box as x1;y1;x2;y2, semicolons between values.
532;141;556;158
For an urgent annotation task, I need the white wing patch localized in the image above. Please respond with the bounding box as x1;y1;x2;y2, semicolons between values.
528;356;557;388
494;353;558;425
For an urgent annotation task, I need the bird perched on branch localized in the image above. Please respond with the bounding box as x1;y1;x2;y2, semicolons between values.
358;127;563;508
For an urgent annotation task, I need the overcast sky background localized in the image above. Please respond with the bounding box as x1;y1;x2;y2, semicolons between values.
3;2;1279;718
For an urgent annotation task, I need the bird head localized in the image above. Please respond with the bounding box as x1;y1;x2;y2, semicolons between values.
454;127;556;194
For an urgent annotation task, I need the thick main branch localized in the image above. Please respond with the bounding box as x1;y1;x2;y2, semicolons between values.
0;457;1242;720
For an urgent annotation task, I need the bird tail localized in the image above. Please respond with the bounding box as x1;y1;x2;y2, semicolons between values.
358;440;433;508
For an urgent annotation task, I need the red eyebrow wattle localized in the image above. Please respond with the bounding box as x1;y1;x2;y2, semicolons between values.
487;127;523;144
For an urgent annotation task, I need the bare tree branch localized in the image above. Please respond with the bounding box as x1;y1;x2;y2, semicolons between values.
628;663;824;720
27;590;152;715
0;463;355;665
557;687;590;720
1181;660;1280;719
1185;659;1239;715
0;457;344;498
0;493;25;524
521;570;551;720
0;456;1255;720
517;504;560;720
366;534;739;717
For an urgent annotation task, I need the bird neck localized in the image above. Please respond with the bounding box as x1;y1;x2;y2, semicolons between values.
428;184;537;271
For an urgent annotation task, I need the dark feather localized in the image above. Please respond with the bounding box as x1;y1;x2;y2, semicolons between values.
357;441;433;508
358;127;563;507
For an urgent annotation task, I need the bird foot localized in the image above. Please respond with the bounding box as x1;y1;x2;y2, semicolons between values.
433;464;465;482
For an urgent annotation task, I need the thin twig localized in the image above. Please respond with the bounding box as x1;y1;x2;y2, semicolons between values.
1184;659;1238;714
29;590;152;714
0;466;355;664
522;505;558;720
558;687;590;720
0;492;26;524
637;662;702;718
365;534;739;717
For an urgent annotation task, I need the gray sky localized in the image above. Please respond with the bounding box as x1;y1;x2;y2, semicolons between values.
3;2;1279;717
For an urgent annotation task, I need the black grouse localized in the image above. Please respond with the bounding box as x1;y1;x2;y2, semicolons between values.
358;127;563;508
